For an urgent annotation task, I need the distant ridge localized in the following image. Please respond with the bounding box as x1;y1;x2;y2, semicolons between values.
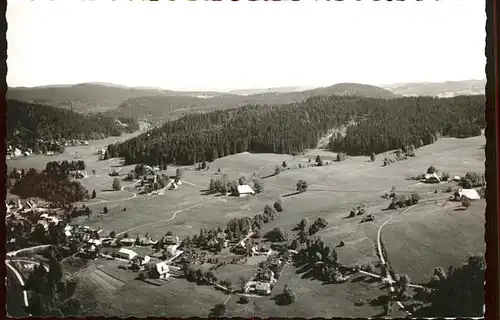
381;79;486;97
107;82;397;122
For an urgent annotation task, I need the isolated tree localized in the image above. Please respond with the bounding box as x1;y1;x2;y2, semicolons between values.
175;168;183;180
282;161;288;169
265;227;287;242
315;155;323;166
370;152;376;162
253;179;264;193
91;189;96;199
427;165;437;174
296;180;308;193
281;284;296;305
238;176;246;185
103;206;109;214
274;198;285;212
298;218;309;231
211;303;226;317
112;178;121;191
461;198;472;209
92;169;96;175
274;165;281;175
109;230;116;238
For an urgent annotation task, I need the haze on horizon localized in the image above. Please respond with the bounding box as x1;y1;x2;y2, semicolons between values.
7;0;485;92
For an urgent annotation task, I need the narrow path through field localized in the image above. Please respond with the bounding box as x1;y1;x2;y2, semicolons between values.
375;196;449;315
116;198;216;236
85;180;141;207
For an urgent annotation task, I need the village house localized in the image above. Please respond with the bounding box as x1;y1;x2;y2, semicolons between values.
424;173;441;184
164;233;179;245
117;248;138;261
236;185;255;197
457;188;481;201
138;237;158;246
150;261;170;279
119;238;136;247
254;282;272;295
166;244;180;257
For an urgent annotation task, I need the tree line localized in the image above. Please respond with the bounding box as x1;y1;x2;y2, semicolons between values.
7;99;139;151
106;94;484;166
9;167;89;206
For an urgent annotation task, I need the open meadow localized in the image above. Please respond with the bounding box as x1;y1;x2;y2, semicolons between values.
8;132;485;317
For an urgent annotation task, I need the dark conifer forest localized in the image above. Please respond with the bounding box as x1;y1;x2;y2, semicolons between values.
107;94;485;166
6;99;138;149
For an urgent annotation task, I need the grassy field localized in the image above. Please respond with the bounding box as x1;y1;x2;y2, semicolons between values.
8;132;485;317
224;264;390;318
382;199;486;283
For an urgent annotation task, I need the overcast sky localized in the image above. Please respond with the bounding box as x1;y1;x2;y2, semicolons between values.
7;0;485;91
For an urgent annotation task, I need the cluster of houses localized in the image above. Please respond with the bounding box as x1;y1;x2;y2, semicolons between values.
6;146;33;159
243;251;294;296
6;139;90;159
6;199;52;218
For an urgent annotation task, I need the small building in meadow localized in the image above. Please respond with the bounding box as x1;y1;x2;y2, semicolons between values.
236;185;255;197
458;188;481;201
424;173;441;184
117;248;138;261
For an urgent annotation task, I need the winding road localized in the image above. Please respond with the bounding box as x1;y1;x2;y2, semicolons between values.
375;196;449;315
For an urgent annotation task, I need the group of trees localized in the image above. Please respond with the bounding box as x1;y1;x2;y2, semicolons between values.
45;160;86;176
10;168;89;206
387;192;421;210
24;249;84;316
7;99;138;151
292;236;342;283
106;94;484;167
417;255;485;317
459;172;486;189
328;95;484;155
207;174;264;196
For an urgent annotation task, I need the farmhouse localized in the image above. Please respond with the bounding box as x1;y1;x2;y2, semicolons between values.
164;233;179;245
166;244;180;257
254;282;272;295
150;261;170;279
236;185;255;197
117;248;138;261
458;189;481;201
119;238;136;247
424;173;441;184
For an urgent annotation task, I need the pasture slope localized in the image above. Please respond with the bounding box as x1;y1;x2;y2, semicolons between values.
8;131;485;317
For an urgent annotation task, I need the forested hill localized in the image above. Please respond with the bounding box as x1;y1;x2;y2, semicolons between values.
107;83;397;122
7;83;220;114
107;94;485;166
7;99;138;148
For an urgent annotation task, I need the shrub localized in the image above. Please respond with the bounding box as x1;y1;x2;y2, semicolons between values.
238;296;249;304
274;198;284;212
442;172;450;181
355;299;367;306
461;198;471;209
459;172;486;188
112;178;121;191
427;166;437;174
296;180;308;192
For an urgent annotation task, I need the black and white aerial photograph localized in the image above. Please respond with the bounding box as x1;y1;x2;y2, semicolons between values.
5;0;487;318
